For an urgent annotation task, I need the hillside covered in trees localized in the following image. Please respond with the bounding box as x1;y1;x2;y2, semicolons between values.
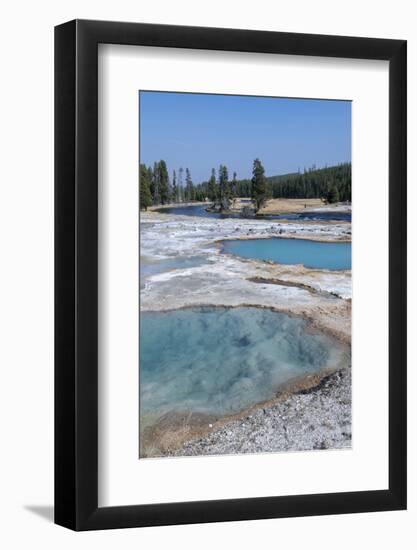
140;160;351;210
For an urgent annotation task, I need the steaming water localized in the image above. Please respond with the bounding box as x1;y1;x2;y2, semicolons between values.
140;307;349;420
222;238;351;270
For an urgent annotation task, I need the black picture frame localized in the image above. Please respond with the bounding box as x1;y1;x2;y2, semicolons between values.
55;19;407;531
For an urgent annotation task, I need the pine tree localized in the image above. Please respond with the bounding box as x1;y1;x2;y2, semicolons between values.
231;171;238;198
219;164;229;200
172;170;178;203
251;158;269;211
185;168;195;201
139;164;152;210
150;161;160;205
326;184;340;204
208;168;217;201
178;167;184;202
158;160;170;204
146;166;153;192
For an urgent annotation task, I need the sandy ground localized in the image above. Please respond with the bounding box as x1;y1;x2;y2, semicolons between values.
258;198;325;214
139;206;352;457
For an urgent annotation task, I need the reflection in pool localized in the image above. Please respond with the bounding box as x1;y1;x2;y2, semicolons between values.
222;238;351;270
140;307;349;420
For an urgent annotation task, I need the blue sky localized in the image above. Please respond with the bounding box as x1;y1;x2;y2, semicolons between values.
139;91;351;183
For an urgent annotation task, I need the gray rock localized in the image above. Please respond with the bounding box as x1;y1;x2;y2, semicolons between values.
170;368;352;457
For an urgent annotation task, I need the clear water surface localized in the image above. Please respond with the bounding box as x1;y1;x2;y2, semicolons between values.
222;237;351;270
140;306;349;420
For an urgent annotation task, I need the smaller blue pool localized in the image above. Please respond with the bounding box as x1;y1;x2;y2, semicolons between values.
222;237;351;270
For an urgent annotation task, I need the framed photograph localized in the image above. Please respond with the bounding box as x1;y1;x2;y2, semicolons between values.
55;19;406;530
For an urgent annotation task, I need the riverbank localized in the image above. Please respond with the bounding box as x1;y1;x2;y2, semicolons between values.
149;199;351;219
149;201;207;211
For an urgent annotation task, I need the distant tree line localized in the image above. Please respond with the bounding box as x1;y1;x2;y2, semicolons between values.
231;163;351;203
270;162;351;202
140;159;351;210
